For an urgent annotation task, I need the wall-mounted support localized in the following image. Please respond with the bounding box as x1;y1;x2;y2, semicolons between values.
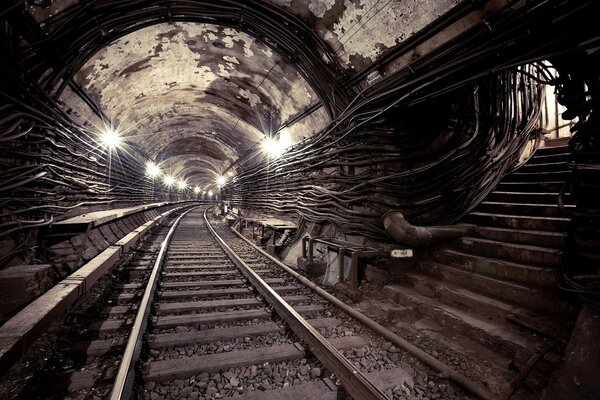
301;236;380;290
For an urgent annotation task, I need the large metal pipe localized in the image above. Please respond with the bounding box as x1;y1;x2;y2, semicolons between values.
381;211;475;247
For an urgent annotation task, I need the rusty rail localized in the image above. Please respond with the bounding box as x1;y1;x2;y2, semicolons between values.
204;209;389;400
109;206;199;400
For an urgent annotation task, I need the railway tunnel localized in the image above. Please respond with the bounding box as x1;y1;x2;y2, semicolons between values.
0;0;599;399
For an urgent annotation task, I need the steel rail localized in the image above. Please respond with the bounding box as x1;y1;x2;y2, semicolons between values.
203;208;389;400
228;218;502;400
109;206;199;400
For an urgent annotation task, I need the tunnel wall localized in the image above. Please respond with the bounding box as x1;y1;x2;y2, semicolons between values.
223;68;544;240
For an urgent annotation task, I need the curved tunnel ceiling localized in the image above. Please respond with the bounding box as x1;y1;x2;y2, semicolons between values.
38;0;468;190
73;22;328;188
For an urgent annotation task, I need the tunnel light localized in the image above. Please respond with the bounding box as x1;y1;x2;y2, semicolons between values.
202;190;207;195
100;128;121;150
146;162;161;178
261;137;283;158
208;190;213;197
177;180;187;190
216;175;227;186
194;186;201;194
163;175;175;187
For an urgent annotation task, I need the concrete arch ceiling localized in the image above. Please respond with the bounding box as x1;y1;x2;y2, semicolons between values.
21;0;465;189
73;22;328;188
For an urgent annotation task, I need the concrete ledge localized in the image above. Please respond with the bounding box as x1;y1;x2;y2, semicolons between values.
115;231;142;253
0;205;188;373
63;246;122;292
53;202;173;228
0;282;80;370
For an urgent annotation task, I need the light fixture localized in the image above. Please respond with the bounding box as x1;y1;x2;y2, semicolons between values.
202;190;207;195
177;180;187;190
193;186;200;194
163;175;175;187
261;137;284;158
216;175;227;186
208;190;213;197
100;127;121;150
146;162;161;178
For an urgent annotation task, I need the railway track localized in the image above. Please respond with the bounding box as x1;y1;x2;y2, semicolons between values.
9;206;488;400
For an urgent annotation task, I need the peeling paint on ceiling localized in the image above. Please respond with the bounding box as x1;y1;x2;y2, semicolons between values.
328;0;462;66
70;22;325;187
45;1;465;187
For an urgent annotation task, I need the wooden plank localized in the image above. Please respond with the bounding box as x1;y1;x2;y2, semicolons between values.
157;298;262;314
366;367;414;393
101;305;135;315
162;271;238;277
164;264;233;270
144;343;304;381
272;285;299;294
307;318;342;329
329;336;367;351
115;282;144;290
88;319;129;333
168;254;225;259
160;287;250;299
149;322;282;348
71;337;125;356
154;309;269;329
282;295;312;304
295;305;325;314
161;279;245;288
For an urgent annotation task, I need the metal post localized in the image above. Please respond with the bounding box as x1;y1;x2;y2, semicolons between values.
338;247;345;283
301;237;308;258
350;252;359;289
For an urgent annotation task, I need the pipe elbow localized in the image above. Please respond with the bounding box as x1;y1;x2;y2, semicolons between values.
382;211;475;248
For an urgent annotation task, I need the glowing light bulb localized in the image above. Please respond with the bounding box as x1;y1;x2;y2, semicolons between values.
177;180;187;190
261;137;284;158
146;162;161;178
216;176;227;186
194;186;200;194
100;128;121;149
163;175;175;187
208;190;213;197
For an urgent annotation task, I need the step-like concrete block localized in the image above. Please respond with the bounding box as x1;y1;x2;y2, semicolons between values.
381;285;539;363
476;226;565;249
527;152;569;165
434;249;559;287
520;162;570;173
497;181;566;192
534;145;569;156
487;191;572;205
416;261;574;314
404;272;527;320
506;170;570;183
465;212;569;232
477;202;573;218
455;237;562;267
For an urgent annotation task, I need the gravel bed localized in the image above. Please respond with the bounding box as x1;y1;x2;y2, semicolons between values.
161;275;245;283
157;293;255;303
150;333;294;361
155;318;279;334
141;359;325;400
157;305;267;315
